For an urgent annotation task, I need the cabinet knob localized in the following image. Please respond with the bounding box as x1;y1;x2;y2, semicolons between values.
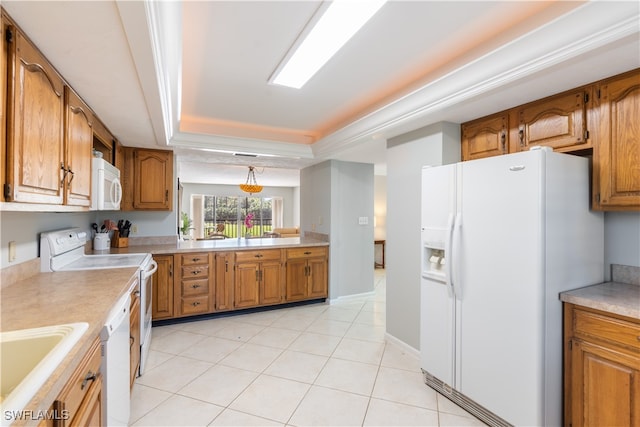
191;270;201;275
191;284;200;289
192;301;201;307
192;257;200;262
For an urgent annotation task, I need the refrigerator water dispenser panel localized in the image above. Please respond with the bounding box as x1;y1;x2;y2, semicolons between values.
422;246;446;282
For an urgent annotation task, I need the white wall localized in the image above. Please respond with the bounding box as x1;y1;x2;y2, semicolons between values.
301;160;375;299
385;122;461;350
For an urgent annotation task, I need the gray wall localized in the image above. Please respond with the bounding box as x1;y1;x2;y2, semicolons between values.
301;160;375;300
604;212;640;280
385;122;461;349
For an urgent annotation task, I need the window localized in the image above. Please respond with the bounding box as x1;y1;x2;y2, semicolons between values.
194;195;278;238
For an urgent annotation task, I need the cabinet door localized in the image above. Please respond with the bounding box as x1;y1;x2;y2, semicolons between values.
260;260;283;305
593;70;640;210
152;255;174;319
516;90;588;151
6;27;65;204
234;263;260;308
133;148;173;210
308;257;328;298
570;339;640;427
286;258;308;301
64;87;93;206
1;16;7;202
129;295;140;388
215;252;234;311
461;113;508;161
66;374;103;427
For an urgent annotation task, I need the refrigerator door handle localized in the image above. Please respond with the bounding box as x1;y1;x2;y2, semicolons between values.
444;213;455;296
451;212;462;299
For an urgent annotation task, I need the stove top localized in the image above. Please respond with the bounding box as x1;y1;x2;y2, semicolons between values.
40;228;151;272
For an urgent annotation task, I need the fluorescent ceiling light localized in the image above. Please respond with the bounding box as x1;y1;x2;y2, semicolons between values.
270;0;387;89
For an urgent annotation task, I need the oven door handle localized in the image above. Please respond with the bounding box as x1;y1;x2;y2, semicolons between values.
142;260;158;279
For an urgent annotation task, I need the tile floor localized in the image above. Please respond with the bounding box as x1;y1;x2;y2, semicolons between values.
130;270;486;426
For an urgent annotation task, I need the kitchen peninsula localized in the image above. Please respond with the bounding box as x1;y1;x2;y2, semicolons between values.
107;236;330;322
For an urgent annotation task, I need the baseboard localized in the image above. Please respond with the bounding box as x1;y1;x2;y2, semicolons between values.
384;332;420;358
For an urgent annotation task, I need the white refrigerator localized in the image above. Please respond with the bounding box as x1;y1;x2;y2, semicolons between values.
420;147;604;426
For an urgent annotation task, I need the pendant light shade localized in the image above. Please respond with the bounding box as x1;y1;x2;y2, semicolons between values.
239;166;263;194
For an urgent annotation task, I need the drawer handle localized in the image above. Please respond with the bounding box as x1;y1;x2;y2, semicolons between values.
192;301;201;307
130;335;135;349
191;270;201;275
254;254;263;258
304;251;312;255
191;284;201;289
192;257;200;262
81;371;97;390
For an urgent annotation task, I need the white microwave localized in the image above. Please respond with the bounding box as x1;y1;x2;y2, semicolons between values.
91;158;122;210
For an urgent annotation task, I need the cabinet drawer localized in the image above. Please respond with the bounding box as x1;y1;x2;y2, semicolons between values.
55;337;102;424
235;249;281;263
574;308;640;350
181;278;209;297
181;265;209;279
286;247;327;259
180;253;208;266
180;295;210;315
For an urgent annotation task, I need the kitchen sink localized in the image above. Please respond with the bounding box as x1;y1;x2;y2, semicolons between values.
0;323;88;414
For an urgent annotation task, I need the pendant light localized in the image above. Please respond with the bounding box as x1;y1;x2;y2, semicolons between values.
239;166;263;194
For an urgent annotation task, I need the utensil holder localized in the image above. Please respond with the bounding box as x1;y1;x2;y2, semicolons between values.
111;231;129;248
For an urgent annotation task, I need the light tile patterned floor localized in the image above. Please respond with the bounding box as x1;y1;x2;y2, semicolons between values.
130;270;486;426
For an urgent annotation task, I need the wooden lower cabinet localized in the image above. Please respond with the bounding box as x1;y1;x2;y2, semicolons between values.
175;253;214;317
129;285;140;388
215;252;234;311
152;246;328;321
234;249;283;308
53;336;103;426
285;247;328;301
563;303;640;426
152;255;174;320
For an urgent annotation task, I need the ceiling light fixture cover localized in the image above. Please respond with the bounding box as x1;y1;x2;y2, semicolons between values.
270;0;387;89
239;166;263;194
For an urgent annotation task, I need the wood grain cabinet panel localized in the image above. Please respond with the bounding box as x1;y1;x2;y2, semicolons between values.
515;90;590;152
461;113;508;161
53;337;103;426
175;252;214;317
285;247;328;301
63;87;93;207
127;148;173;211
592;69;640;210
152;255;174;320
564;303;640;427
6;26;65;204
215;252;234;312
234;249;283;309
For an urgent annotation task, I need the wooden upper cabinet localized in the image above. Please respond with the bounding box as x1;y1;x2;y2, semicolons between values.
592;69;640;210
92;116;115;165
5;26;65;204
64;87;93;207
461;113;508;161
514;90;590;152
122;147;173;210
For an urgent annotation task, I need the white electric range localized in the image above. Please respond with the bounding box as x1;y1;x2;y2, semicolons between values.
40;228;157;376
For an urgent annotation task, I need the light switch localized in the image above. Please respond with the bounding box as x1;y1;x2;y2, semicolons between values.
358;216;369;225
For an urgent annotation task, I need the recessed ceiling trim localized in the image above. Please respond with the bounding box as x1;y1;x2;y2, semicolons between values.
312;1;640;158
170;130;315;159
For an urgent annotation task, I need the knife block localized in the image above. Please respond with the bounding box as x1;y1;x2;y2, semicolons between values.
111;231;129;248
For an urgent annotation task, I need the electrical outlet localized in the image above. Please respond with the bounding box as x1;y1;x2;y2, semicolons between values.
8;241;16;262
132;225;138;234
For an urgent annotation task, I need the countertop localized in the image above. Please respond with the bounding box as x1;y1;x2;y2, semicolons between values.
103;236;329;255
560;282;640;320
1;267;139;426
